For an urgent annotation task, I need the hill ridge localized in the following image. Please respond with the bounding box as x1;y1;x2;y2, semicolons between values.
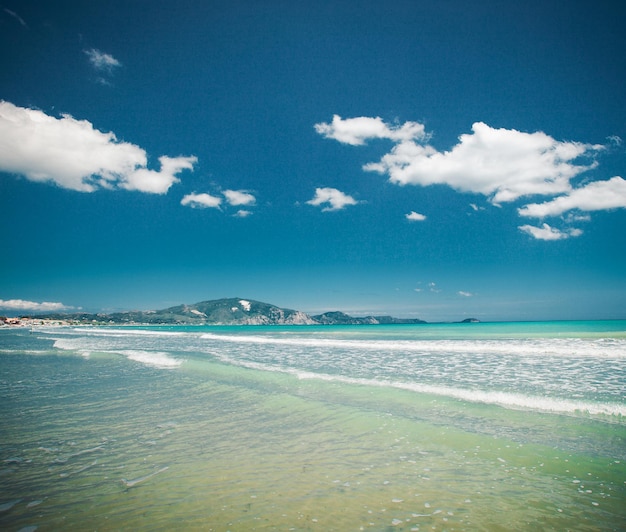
32;297;432;325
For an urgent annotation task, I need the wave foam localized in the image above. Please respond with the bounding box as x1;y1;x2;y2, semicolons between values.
53;338;182;368
201;333;626;359
118;350;183;369
73;328;185;337
214;354;626;418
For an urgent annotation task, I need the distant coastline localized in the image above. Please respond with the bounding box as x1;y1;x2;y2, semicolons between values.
1;297;480;327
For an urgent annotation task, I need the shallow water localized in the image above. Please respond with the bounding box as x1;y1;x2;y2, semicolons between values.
1;323;625;531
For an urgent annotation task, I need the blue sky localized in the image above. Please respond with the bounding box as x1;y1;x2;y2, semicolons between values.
1;0;625;321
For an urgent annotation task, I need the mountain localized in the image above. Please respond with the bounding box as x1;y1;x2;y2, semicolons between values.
153;298;316;325
312;311;426;325
96;298;316;325
312;311;377;325
32;298;426;326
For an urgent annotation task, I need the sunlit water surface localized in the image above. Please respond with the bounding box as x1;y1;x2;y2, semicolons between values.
1;322;625;531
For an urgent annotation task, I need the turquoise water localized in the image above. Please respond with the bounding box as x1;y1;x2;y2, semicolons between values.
1;322;625;530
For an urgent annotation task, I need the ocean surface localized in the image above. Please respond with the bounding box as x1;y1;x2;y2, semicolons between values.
1;321;625;531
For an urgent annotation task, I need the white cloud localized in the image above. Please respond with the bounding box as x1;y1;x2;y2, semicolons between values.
0;299;74;312
314;114;426;146
406;211;426;221
367;122;602;204
0;101;196;194
519;223;583;240
123;156;197;194
84;48;121;71
518;176;626;218
3;8;27;28
564;213;591;223
414;281;443;294
181;190;257;214
458;291;473;297
317;116;604;205
428;282;440;293
316;115;621;242
181;192;222;209
566;227;584;237
306;187;359;211
224;189;256;206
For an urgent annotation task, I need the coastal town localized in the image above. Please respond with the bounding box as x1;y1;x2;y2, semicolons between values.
0;315;77;327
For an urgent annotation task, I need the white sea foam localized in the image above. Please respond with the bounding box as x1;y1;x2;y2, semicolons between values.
118;350;182;369
200;333;626;359
73;327;185;337
53;338;92;358
53;338;182;368
0;348;51;355
42;326;625;416
213;353;626;418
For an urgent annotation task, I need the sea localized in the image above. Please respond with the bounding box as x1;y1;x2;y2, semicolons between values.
0;321;625;531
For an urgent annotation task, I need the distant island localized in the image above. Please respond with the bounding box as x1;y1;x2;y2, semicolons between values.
2;298;480;326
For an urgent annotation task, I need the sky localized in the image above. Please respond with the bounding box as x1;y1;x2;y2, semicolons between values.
1;0;625;321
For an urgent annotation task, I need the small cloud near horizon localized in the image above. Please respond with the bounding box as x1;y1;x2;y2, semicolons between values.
0;299;76;313
414;281;443;294
428;282;440;293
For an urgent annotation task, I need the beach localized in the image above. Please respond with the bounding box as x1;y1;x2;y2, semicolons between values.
1;322;625;530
